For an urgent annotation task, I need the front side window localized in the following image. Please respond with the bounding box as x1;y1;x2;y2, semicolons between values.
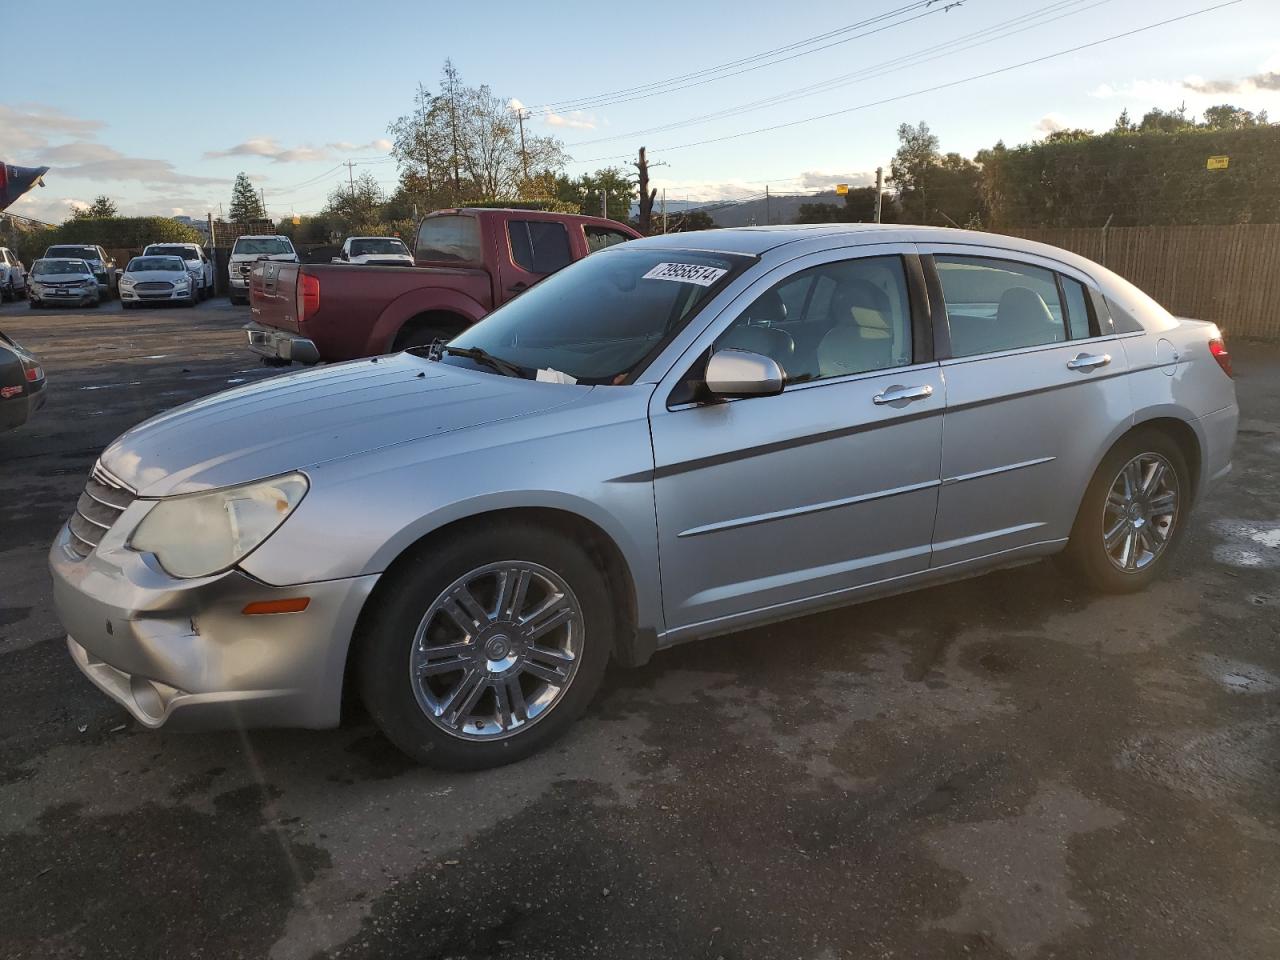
935;255;1068;357
416;216;481;263
508;220;573;274
584;225;632;253
445;248;752;384
715;256;914;384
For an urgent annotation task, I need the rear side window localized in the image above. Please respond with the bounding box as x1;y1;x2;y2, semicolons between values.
508;220;573;274
584;225;632;253
416;216;482;263
935;256;1066;357
1060;276;1094;339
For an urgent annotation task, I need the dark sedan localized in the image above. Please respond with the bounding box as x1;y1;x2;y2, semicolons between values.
0;329;47;433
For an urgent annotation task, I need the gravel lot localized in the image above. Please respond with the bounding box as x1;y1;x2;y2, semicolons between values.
1;297;1277;960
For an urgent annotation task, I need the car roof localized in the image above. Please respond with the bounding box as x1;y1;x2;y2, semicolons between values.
622;223;1102;272
146;242;198;248
233;235;290;240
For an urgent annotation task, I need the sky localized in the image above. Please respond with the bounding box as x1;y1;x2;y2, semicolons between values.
4;0;1279;223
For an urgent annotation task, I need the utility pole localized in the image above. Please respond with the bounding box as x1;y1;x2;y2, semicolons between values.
515;107;530;181
765;185;771;226
345;160;357;198
661;189;667;234
874;166;884;223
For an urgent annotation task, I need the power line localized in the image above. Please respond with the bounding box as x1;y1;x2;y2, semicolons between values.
531;1;963;113
568;0;1244;166
566;0;1107;149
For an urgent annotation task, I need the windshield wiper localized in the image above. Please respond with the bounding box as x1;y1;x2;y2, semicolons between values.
431;344;525;379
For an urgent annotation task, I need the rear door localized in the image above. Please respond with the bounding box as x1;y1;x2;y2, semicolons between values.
648;244;944;635
497;217;575;303
921;244;1131;566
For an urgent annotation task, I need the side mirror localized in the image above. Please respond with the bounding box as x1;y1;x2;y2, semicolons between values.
704;348;785;399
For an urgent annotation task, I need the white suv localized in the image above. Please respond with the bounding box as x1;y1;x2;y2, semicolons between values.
335;236;413;266
228;235;298;305
0;248;27;301
143;243;214;300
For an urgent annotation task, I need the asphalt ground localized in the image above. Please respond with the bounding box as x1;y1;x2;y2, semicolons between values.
1;296;1277;960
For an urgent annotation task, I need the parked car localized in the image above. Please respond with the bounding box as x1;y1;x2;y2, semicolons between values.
333;236;414;266
142;242;214;299
50;225;1237;770
28;258;102;308
43;244;116;298
245;208;639;365
119;255;198;309
0;247;28;301
228;235;297;305
0;328;46;432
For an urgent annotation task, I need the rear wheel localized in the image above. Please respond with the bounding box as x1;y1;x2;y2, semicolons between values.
393;324;453;353
358;521;614;769
1;280;12;302
1063;430;1190;593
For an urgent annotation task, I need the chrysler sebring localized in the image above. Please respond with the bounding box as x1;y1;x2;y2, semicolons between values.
50;225;1238;768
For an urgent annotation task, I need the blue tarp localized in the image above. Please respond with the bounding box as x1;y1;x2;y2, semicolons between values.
0;163;50;212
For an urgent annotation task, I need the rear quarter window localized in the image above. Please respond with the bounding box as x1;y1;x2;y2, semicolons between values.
416;216;483;263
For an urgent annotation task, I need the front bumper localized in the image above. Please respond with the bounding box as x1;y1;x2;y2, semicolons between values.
31;287;97;305
50;520;379;730
244;320;321;364
120;287;193;302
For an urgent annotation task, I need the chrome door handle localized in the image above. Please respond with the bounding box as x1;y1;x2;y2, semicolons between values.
873;384;934;405
1067;352;1111;371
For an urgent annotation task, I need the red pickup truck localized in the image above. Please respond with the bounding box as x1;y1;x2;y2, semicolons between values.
244;208;640;365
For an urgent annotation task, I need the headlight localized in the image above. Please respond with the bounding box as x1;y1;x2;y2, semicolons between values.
130;473;309;578
119;276;135;287
173;277;190;287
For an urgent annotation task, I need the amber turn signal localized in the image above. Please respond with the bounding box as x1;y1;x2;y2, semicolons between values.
242;598;311;615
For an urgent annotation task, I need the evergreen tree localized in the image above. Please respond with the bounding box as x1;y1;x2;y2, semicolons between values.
229;173;265;223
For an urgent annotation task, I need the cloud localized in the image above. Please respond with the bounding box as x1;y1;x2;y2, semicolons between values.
203;137;393;163
0;103;104;152
543;110;597;131
796;170;876;190
37;141;225;186
1036;113;1069;134
1183;71;1280;95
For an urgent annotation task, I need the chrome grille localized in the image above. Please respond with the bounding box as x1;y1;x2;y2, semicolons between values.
67;463;136;559
135;281;173;291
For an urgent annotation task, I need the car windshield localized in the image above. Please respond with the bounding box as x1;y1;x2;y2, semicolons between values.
128;257;186;272
443;247;753;384
33;260;91;276
47;246;99;262
350;238;408;256
233;238;292;255
147;246;195;259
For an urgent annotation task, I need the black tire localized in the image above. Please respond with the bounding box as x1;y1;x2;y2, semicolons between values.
28;299;39;310
357;520;615;770
393;325;452;352
1;281;11;302
186;287;198;308
1062;429;1191;594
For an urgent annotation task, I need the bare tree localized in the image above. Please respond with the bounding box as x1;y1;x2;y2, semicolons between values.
633;147;658;235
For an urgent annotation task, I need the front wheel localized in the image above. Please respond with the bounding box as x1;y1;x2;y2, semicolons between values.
1062;430;1190;593
358;522;615;769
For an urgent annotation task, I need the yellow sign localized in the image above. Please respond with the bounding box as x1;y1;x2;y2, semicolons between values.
291;215;302;225
1207;156;1229;170
835;183;849;195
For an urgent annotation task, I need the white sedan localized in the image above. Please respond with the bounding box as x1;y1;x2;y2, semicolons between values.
118;256;198;308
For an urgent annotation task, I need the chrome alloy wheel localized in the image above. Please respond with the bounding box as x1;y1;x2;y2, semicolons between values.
409;561;584;740
1103;452;1180;572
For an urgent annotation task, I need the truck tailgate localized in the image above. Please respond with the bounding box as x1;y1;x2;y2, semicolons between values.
249;261;301;333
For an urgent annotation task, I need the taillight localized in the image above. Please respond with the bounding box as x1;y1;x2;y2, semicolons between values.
1209;337;1232;378
296;273;320;325
22;359;42;382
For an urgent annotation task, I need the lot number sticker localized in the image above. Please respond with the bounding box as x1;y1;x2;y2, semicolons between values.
642;262;728;286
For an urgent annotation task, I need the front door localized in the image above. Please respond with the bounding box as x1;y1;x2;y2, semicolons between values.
649;246;945;636
923;247;1132;566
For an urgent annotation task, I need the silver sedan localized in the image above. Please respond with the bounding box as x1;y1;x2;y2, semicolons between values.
50;225;1238;769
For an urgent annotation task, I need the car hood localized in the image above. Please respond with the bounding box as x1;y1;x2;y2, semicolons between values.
99;353;592;497
124;270;189;282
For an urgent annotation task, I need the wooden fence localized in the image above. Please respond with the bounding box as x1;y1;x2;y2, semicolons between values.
1004;224;1280;341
